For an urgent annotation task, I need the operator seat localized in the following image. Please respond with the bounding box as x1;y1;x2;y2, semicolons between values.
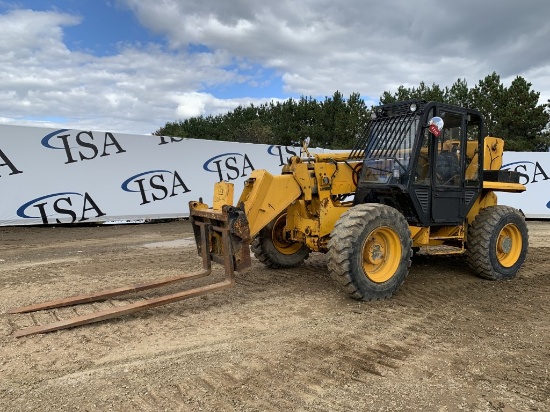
436;151;460;185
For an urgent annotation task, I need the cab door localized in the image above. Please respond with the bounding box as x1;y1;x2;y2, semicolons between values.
430;109;466;224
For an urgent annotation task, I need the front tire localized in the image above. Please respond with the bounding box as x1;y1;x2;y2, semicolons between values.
328;204;412;301
466;205;528;280
251;213;310;269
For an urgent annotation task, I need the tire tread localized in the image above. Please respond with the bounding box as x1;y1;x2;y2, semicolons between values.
328;204;412;301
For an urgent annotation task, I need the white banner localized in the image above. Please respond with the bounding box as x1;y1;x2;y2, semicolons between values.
1;124;549;225
499;152;550;218
0;125;307;226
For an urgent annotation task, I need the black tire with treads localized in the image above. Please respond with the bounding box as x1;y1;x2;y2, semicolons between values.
327;204;412;301
251;213;310;269
466;205;528;280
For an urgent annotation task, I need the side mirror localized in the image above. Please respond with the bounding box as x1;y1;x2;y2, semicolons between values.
428;117;444;137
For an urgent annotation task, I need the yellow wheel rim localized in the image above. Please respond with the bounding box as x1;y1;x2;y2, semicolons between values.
272;214;303;255
361;226;401;283
496;223;522;268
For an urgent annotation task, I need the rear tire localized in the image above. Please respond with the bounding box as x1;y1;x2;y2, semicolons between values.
466;205;528;280
328;204;412;301
251;213;310;269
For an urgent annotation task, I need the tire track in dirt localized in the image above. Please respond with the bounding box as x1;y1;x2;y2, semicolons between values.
103;337;414;411
4;260;421;410
72;259;461;410
2;221;549;411
7;247;547;342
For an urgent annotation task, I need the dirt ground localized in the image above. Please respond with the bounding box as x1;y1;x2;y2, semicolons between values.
0;219;548;412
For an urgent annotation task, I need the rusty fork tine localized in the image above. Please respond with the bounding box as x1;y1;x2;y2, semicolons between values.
9;223;214;315
12;278;234;338
9;216;242;338
7;269;212;314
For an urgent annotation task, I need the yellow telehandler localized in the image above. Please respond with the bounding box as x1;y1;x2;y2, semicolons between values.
10;100;528;336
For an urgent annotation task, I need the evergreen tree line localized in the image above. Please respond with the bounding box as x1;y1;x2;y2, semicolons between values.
154;72;550;151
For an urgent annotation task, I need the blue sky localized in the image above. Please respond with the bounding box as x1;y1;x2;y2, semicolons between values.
11;1;158;55
0;0;549;134
8;1;284;98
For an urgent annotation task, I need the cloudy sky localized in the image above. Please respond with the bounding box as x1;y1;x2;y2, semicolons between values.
1;0;549;135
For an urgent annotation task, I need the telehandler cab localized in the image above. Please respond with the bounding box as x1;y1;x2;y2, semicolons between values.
10;100;528;336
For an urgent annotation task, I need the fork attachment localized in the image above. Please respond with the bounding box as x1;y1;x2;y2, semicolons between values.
9;205;252;338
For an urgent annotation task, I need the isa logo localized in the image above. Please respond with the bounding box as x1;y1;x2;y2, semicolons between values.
502;160;550;185
41;129;126;164
203;153;254;181
122;170;190;205
267;145;301;166
17;192;106;224
157;135;184;145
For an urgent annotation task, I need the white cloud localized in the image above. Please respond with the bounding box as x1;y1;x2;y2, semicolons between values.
1;1;549;136
0;9;79;56
175;92;209;118
0;7;282;134
123;0;550;103
173;92;284;120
